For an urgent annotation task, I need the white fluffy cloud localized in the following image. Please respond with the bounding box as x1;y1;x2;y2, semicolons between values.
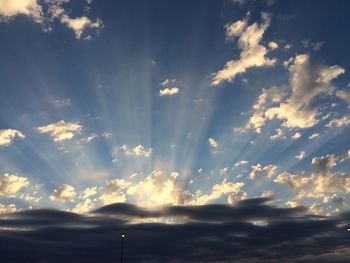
189;179;245;205
0;0;43;23
291;132;302;140
0;174;29;198
37;120;82;142
245;86;286;133
119;144;152;157
248;164;277;180
71;198;96;214
265;54;345;129
211;13;276;86
50;184;76;202
126;171;189;206
99;178;129;205
60;15;102;39
227;190;248;204
244;54;345;134
0;0;103;39
275;153;350;199
0;129;25;147
92;171;247;207
159;87;179;96
159;79;180;96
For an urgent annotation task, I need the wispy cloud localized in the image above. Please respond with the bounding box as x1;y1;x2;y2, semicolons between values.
37;120;82;142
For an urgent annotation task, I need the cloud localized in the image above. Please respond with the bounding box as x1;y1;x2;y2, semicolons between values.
313;41;324;51
311;154;340;173
227;190;248;204
51;98;71;108
291;132;302;139
231;0;246;5
119;144;152;157
0;129;25;147
79;186;98;199
336;90;350;108
159;87;179;96
160;79;170;86
60;15;102;39
245;86;286;133
268;41;278;49
225;17;247;38
323;194;345;206
47;1;103;40
159;79;180;96
234;160;248;168
80;133;98;143
0;0;103;39
208;137;219;148
96;171;245;207
248;164;277;180
71;198;96;214
309;133;320;139
126;171;189;206
2;200;350;262
0;0;43;23
37;120;82;142
0;203;17;214
50;184;76;202
325;116;350;128
295;151;306;160
189;179;245;205
99;179;129;205
211;13;276;86
308;203;324;215
284;43;292;49
0;174;29;198
269;128;285;140
265;54;345;129
275;153;350;199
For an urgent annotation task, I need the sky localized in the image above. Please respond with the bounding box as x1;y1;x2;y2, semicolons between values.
1;0;350;262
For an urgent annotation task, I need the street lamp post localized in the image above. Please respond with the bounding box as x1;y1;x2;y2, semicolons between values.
121;233;126;263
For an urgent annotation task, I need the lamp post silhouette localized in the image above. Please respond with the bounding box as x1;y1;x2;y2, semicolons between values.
121;233;126;263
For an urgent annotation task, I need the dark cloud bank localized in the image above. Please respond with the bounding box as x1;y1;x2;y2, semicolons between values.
0;198;349;262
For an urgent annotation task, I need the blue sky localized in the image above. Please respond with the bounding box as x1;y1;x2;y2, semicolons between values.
1;0;350;216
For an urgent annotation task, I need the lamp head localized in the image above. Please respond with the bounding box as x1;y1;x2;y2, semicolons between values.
121;233;126;238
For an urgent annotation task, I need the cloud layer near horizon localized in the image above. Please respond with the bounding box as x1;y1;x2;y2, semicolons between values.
0;199;349;263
